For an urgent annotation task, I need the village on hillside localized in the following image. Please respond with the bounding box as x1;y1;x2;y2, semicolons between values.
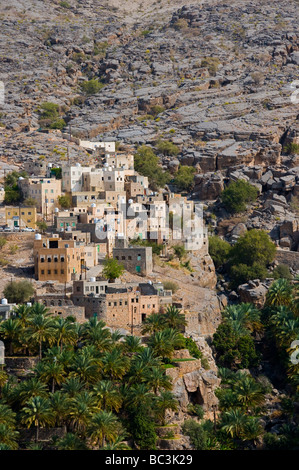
0;139;209;336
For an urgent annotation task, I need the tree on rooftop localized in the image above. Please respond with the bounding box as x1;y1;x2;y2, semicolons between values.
102;257;124;282
58;193;72;209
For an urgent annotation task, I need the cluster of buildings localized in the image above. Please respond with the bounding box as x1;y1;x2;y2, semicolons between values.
3;143;208;334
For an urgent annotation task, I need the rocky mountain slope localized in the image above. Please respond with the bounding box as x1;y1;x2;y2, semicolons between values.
0;0;298;171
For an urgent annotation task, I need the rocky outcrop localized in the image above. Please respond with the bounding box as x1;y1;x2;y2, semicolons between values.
166;355;220;421
238;279;272;308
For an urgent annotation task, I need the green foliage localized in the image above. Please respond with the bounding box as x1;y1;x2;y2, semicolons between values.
173;244;186;260
187;403;204;419
4;170;28;205
50;168;62;179
228;229;276;287
229;262;268;288
49;119;66;130
3;280;35;304
230;230;276;267
0;306;181;450
221;180;258;213
150;105;165;117
134;145;171;190
183;337;202;359
24;197;38;206
266;278;293;308
60;1;71;8
213;322;261;369
102;257;124;281
182;419;217;450
80;79;105;96
208;236;232;269
173;166;195;192
201;57;221;76
273;264;292;280
162;281;179;293
283;143;299;155
58;193;72;209
36;220;48;233
129;411;157;450
130;238;163;255
38;102;66;130
0;237;7;250
156;140;179;156
39;102;59;120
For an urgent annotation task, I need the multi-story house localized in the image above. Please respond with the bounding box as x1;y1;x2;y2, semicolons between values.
33;234;97;283
5;206;37;229
18;177;61;216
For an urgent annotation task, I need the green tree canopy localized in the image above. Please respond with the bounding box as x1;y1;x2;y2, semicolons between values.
208;236;232;269
134;145;170;190
3;280;35;304
221;180;258;213
173;166;195;192
102;257;125;282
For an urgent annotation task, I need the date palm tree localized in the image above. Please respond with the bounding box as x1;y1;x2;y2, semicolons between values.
266;278;293;307
49;391;69;427
56;432;88;450
92;380;122;412
101;347;130;381
29;302;51;317
18;377;48;406
13;304;32;328
124;383;156;411
0;318;22;355
0;423;19;450
233;376;265;412
68;391;98;435
141;313;165;335
222;304;262;335
163;305;187;331
87;410;120;448
35;360;66;393
100;435;131;450
122;335;143;354
21;396;55;443
148;328;185;361
61;376;85;398
154;391;178;425
53;318;78;352
69;351;101;385
142;367;173;395
25;314;56;360
0;403;17;428
82;318;112;352
241;417;263;445
0;370;8;396
220;408;249;439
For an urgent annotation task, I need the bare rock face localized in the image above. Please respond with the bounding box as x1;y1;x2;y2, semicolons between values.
166;360;220;418
192;172;224;200
238;279;271;308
